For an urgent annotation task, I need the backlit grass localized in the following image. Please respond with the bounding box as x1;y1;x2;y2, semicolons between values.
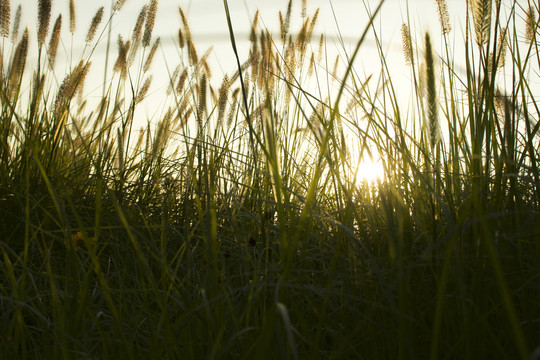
1;0;539;358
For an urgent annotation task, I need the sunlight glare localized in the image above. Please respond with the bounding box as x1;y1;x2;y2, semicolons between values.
352;154;385;185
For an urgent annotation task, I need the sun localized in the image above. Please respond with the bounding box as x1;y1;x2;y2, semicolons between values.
349;152;385;185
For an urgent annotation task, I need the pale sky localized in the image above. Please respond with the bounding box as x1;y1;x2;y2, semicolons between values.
8;0;478;126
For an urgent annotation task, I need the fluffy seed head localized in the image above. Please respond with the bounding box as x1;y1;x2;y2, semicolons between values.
197;73;207;127
54;60;92;116
69;0;75;33
525;6;537;44
11;4;20;43
143;0;158;47
86;7;104;43
281;0;292;43
113;35;130;79
187;38;198;65
436;0;451;34
496;27;507;68
401;23;414;65
470;0;492;46
8;27;28;97
424;32;439;149
178;7;192;41
0;0;10;37
176;68;188;93
217;75;229;126
113;0;127;12
48;15;62;68
38;0;51;47
178;28;185;48
135;75;152;104
143;37;160;72
250;10;259;43
132;5;147;43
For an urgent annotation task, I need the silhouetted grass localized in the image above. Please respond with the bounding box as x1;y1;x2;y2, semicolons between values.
1;0;539;359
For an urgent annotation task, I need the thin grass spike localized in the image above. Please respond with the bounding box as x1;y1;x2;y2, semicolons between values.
424;32;439;149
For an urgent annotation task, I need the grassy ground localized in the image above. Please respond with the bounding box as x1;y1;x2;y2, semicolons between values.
1;0;540;358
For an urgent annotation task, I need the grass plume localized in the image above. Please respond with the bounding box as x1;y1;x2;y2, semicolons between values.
86;6;104;43
38;0;51;47
0;0;10;37
47;15;61;68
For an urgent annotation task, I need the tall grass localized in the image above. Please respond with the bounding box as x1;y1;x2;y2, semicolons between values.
1;0;539;358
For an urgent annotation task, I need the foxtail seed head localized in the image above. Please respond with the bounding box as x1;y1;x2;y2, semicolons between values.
38;0;51;47
86;7;104;43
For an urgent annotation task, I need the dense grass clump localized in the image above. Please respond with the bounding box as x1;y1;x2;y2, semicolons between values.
1;0;540;358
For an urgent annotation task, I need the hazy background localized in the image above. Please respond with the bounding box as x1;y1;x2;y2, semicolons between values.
9;0;474;127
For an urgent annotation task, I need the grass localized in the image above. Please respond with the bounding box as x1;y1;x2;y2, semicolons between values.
1;0;540;358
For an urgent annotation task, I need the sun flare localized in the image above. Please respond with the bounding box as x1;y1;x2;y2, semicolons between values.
351;154;385;185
